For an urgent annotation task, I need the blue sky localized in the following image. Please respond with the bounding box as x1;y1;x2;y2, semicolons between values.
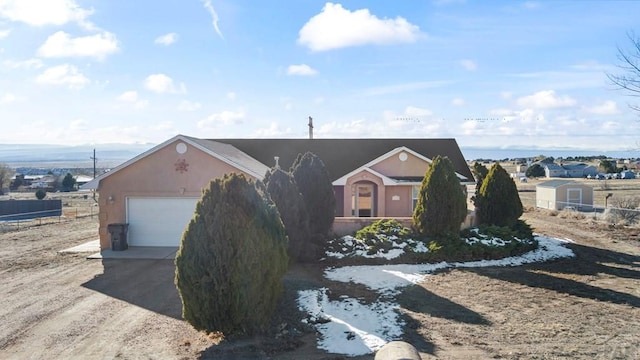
1;0;639;151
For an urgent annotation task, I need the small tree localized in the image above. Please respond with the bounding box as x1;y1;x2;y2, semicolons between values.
264;167;312;262
175;173;288;335
35;189;47;200
413;156;467;237
525;163;545;178
599;159;617;174
471;162;489;208
477;163;523;227
62;173;76;191
290;152;335;238
0;163;14;195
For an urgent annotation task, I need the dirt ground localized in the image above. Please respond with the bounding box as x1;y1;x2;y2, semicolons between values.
0;204;639;359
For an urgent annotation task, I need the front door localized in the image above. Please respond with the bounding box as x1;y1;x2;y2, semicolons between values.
354;184;373;217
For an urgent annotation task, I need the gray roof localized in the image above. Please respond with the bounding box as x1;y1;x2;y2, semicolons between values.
185;137;270;178
537;179;578;188
209;138;474;182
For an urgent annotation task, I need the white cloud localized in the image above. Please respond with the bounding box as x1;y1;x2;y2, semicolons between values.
226;92;236;100
363;81;450;96
35;64;89;89
451;97;465;106
0;0;94;28
117;91;138;102
0;92;19;104
586;100;619;115
154;32;178;46
287;64;318;76
69;118;87;130
37;31;119;60
144;73;186;94
298;3;421;51
0;29;11;38
602;121;619;131
201;0;224;39
3;58;44;69
501;91;513;99
516;90;576;109
116;91;148;109
178;100;201;111
197;110;245;128
251;122;295;138
459;59;477;71
314;96;325;104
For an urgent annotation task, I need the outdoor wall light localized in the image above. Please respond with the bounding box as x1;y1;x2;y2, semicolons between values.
107;195;115;204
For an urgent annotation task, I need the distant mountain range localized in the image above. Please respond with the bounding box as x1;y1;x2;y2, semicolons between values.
1;142;638;169
0;143;156;168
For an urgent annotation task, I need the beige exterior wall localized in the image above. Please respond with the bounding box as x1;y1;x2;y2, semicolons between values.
384;185;414;217
536;184;593;210
342;170;385;217
97;140;257;249
370;151;428;177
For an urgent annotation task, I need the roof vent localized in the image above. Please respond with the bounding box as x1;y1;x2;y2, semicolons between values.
308;116;314;139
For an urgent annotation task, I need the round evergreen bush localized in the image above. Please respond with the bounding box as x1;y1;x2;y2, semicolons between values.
174;173;288;335
413;156;467;237
35;189;46;199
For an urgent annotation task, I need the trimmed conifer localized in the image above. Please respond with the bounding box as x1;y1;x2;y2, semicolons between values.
264;167;311;262
174;173;288;335
413;156;467;237
290;152;336;238
477;163;523;227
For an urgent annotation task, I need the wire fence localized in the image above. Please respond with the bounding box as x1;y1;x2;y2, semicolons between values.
0;205;98;233
522;198;640;224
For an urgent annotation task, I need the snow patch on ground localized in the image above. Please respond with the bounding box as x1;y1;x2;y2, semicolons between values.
299;235;575;356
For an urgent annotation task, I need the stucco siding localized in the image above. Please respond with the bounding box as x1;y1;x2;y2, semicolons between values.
97;140;258;249
370;151;428;178
385;185;414;217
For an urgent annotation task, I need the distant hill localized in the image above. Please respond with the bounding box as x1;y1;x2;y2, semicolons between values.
0;143;155;168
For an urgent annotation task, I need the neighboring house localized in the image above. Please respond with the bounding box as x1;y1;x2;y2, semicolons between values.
536;180;594;211
543;162;597;178
82;134;474;250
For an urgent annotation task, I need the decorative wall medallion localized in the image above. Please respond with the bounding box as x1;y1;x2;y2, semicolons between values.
176;142;188;154
175;159;189;173
398;152;408;161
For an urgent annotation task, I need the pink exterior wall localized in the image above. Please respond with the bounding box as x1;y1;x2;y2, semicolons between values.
384;185;414;217
370;151;428;177
342;170;385;217
97;140;257;249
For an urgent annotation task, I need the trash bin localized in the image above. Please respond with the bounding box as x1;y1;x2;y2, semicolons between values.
108;223;129;251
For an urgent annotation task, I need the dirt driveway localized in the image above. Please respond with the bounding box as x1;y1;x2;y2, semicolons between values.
0;211;639;359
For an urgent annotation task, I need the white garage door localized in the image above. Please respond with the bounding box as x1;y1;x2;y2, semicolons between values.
126;197;200;247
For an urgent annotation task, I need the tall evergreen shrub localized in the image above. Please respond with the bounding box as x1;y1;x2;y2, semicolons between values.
174;173;288;335
290;152;336;238
476;163;523;227
413;156;467;237
264;167;311;262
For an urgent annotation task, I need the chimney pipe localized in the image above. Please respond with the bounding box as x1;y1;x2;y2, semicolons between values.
308;116;313;139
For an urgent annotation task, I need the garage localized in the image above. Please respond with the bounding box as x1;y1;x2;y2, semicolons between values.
126;197;200;247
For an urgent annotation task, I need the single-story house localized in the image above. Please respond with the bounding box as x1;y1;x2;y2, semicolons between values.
536;180;594;211
543;162;598;178
83;135;474;250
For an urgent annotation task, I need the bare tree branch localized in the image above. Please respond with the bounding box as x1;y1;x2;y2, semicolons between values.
607;31;640;112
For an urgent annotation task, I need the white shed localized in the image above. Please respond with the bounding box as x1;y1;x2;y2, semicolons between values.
536;180;594;210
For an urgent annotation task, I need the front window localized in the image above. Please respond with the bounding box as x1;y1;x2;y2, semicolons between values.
412;185;420;211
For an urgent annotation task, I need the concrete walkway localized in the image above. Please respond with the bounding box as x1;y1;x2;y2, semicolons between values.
59;239;100;253
59;239;177;259
87;246;178;260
